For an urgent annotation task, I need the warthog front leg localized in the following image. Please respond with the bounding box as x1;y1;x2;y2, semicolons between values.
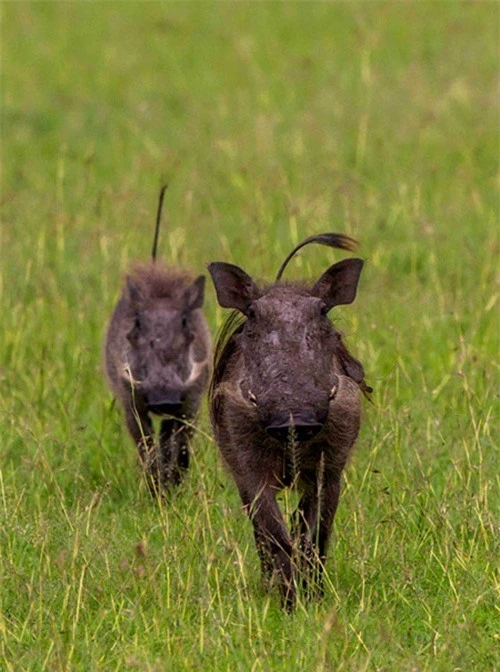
294;471;341;597
124;405;161;495
159;420;192;486
239;482;296;611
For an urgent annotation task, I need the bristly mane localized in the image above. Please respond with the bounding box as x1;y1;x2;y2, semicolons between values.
128;262;194;301
209;309;246;424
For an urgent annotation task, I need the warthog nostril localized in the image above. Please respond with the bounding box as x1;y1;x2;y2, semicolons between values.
265;421;323;443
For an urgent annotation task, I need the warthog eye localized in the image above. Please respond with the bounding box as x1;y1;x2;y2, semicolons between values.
248;390;258;406
127;316;141;344
329;385;337;401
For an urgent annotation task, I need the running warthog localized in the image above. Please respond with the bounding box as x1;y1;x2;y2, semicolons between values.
208;234;370;609
104;186;211;493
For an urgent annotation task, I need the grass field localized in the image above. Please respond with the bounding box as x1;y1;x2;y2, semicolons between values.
1;2;498;670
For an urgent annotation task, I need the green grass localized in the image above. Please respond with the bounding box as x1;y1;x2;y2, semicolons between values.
1;2;498;670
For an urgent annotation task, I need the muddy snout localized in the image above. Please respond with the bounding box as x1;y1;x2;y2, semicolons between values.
145;389;186;417
265;410;327;443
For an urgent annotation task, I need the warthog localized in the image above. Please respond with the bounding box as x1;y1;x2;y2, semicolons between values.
105;185;211;493
208;233;371;609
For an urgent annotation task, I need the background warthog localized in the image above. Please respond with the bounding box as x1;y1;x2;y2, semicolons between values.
104;186;211;493
208;234;371;609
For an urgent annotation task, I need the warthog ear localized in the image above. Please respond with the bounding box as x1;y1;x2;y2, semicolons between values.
183;275;205;311
311;258;364;311
208;262;260;315
126;276;142;306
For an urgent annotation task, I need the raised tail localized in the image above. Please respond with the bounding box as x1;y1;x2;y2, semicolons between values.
275;233;358;281
151;183;169;262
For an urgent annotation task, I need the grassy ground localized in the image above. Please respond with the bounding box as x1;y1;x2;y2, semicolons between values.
1;2;498;670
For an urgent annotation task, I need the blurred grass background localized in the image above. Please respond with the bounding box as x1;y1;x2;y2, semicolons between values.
1;2;498;671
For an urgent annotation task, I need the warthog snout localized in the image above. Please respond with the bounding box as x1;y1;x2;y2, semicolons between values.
145;389;186;417
265;416;324;443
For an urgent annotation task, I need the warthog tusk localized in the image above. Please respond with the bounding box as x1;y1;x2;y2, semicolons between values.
122;363;143;386
184;357;209;386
